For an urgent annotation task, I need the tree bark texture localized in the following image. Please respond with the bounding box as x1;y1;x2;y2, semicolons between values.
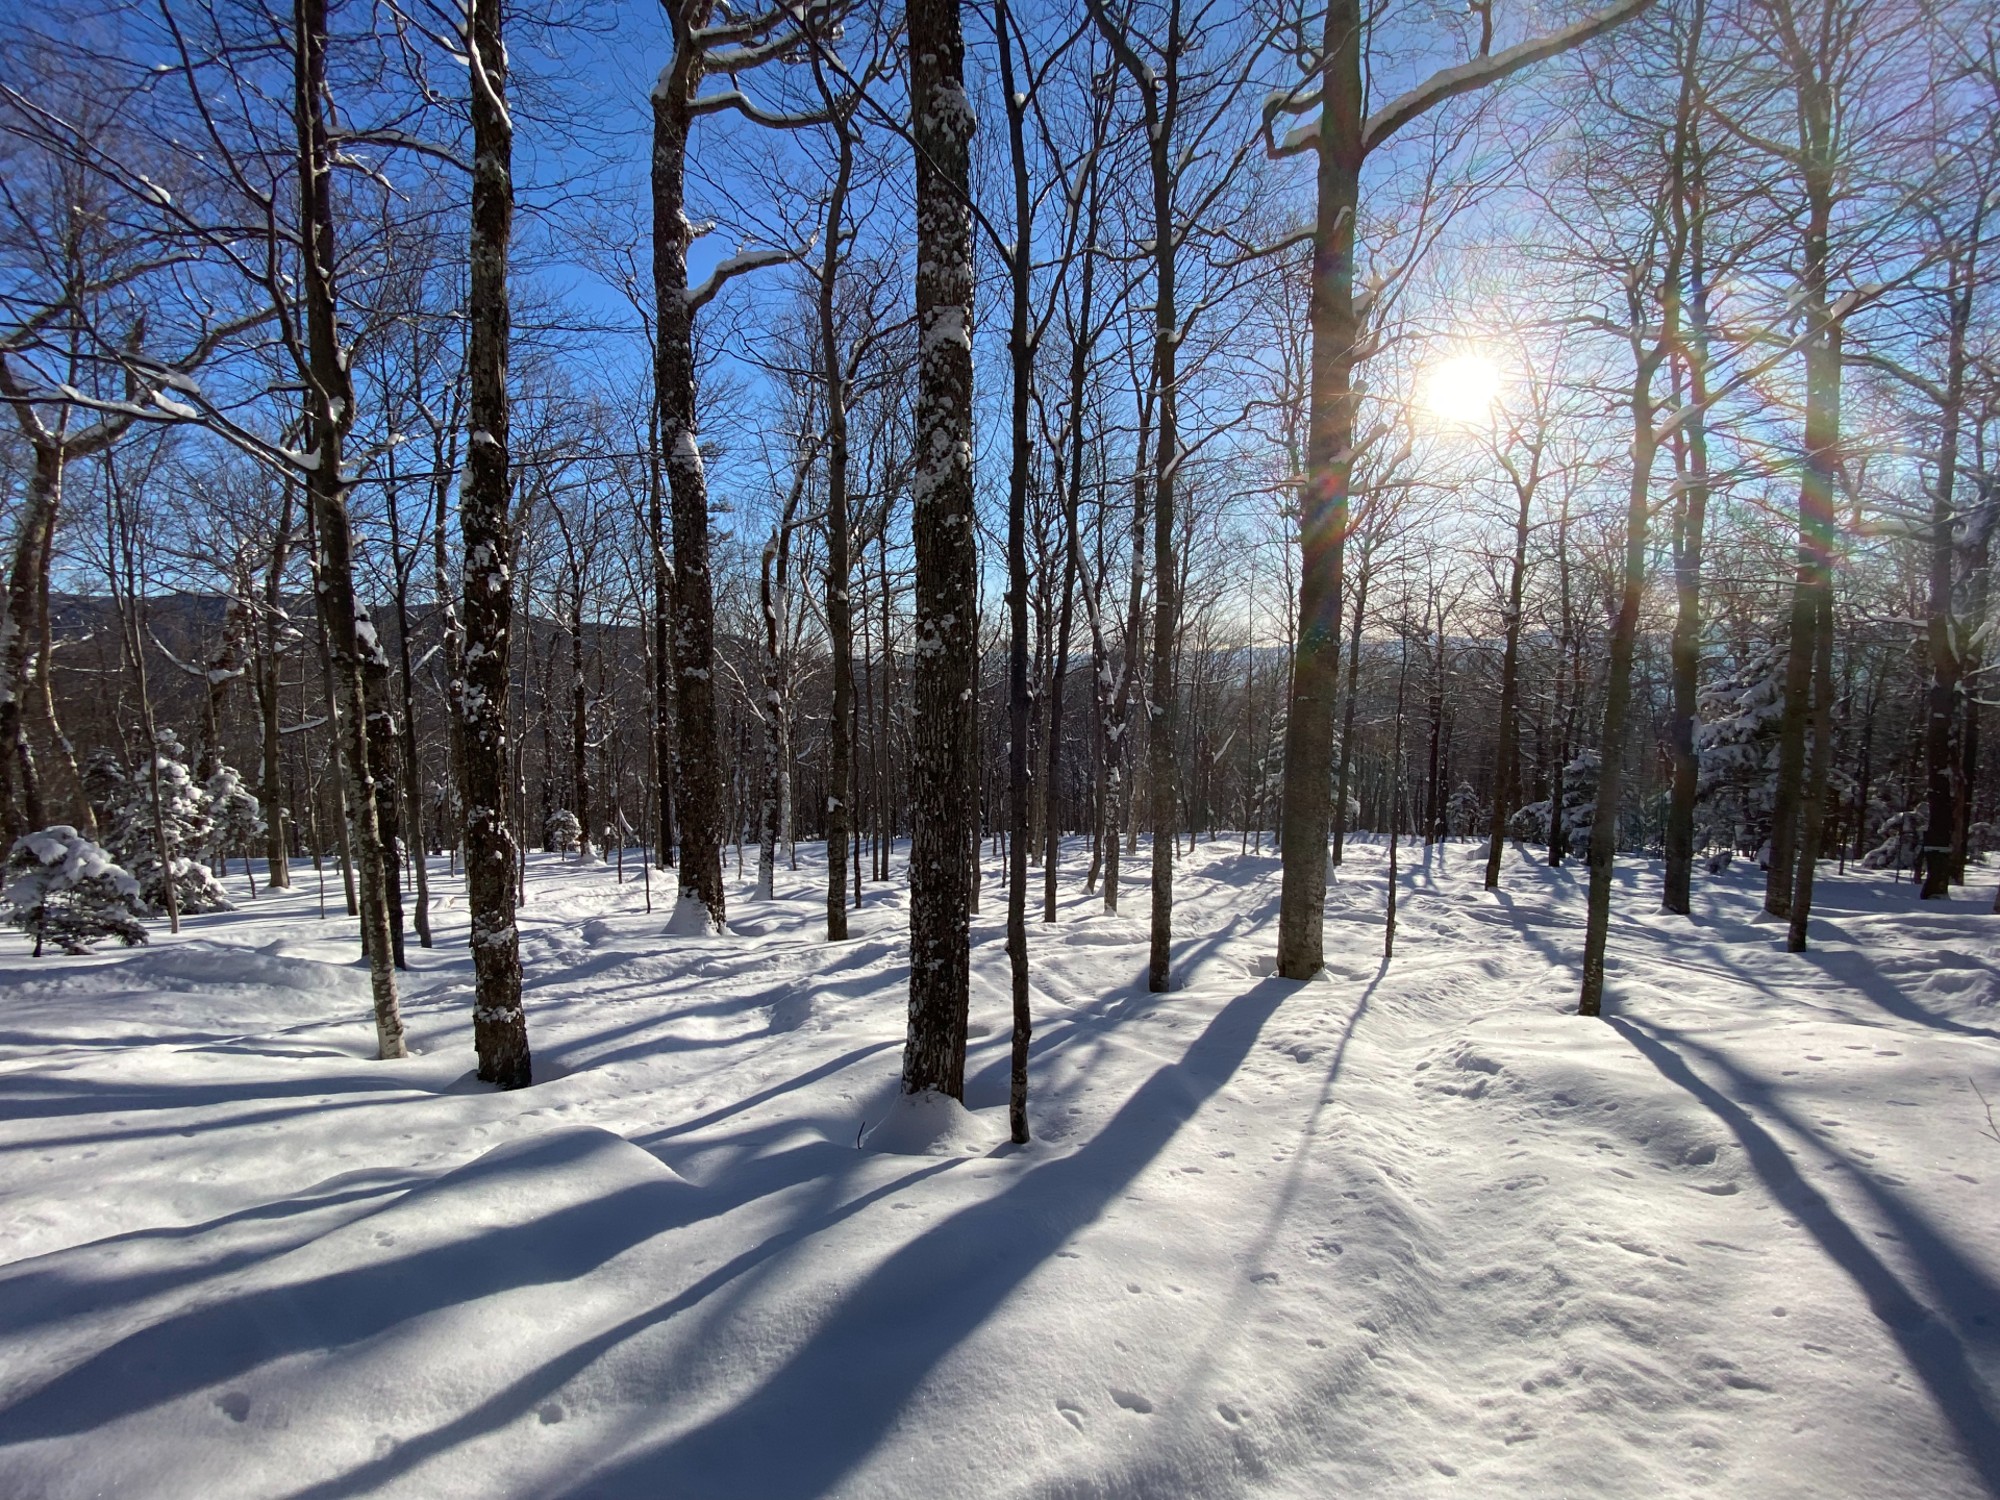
295;0;403;1059
653;19;727;933
458;0;530;1087
1276;0;1361;977
901;0;979;1099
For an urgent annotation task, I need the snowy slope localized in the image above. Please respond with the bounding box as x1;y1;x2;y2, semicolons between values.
0;839;1995;1498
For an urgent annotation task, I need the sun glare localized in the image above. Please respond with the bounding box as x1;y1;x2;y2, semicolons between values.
1423;353;1502;428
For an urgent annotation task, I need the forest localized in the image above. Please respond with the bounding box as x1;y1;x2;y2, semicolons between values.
1;0;1997;1493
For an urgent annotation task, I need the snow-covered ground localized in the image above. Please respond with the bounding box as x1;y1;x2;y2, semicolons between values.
1;837;1996;1499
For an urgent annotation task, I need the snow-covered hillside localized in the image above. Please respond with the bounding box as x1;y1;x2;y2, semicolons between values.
0;841;1995;1498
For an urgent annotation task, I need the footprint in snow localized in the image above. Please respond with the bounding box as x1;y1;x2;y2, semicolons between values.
1056;1400;1086;1431
217;1391;251;1423
1110;1389;1155;1415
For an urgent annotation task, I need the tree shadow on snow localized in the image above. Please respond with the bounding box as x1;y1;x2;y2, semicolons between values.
549;975;1294;1499
1610;1015;2000;1495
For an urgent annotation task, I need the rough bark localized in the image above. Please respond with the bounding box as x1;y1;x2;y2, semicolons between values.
653;14;727;933
901;0;978;1099
1274;0;1361;978
1763;70;1838;920
820;108;855;941
1331;558;1368;863
1483;464;1534;890
295;0;403;1058
1920;248;1972;896
1579;346;1662;1017
360;614;407;968
1789;589;1835;949
458;0;530;1087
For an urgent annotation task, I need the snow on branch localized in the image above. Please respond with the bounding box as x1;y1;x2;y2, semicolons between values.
685;88;831;129
1359;0;1652;156
684;247;801;313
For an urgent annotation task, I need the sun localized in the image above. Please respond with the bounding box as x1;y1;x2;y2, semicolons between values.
1422;352;1503;428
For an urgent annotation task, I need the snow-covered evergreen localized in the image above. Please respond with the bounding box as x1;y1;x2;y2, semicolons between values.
2;826;148;955
543;808;582;856
1445;782;1485;837
1861;810;1923;872
103;730;231;916
205;763;265;879
1695;640;1786;854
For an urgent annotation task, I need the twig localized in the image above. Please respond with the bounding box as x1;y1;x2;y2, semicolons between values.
1973;1076;2000;1146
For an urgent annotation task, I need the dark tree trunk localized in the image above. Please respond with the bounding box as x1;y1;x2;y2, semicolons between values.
458;0;530;1087
571;584;592;859
901;0;978;1100
0;445;62;845
997;0;1033;1141
1921;253;1972;896
384;455;429;941
820;106;855;941
653;23;727;933
360;616;407;969
1484;472;1533;889
1789;590;1835;949
1275;0;1361;977
1764;112;1838;920
1661;58;1713;912
295;0;403;1057
1332;560;1368;861
647;405;677;870
1579;347;1662;1017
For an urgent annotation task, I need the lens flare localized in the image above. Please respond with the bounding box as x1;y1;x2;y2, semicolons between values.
1423;353;1502;427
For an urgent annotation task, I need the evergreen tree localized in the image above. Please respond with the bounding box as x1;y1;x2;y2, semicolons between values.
105;730;231;916
1695;641;1786;856
205;764;266;881
1559;749;1601;848
1446;783;1485;838
544;809;582;856
3;826;148;955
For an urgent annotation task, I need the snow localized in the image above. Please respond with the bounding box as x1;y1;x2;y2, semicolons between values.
0;840;1996;1497
861;1089;1003;1157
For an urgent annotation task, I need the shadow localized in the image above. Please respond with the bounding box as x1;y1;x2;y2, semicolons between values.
1609;1016;2000;1495
0;1169;424;1340
561;976;1292;1499
1797;948;2000;1043
0;1070;420;1124
0;1129;862;1447
632;1041;900;1148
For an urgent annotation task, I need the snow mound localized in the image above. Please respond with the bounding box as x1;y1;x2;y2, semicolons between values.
144;943;367;1000
860;1090;1001;1156
664;892;720;936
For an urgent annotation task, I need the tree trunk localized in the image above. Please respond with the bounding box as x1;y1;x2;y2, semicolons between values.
1275;0;1361;976
458;0;530;1087
1661;389;1712;913
1579;355;1660;1017
997;0;1037;1138
654;28;727;933
1332;560;1368;861
901;0;978;1100
0;443;62;844
571;584;593;860
1920;255;1971;896
1789;589;1835;949
1484;476;1532;889
296;0;402;1058
360;615;407;968
1764;108;1838;920
821;112;855;941
385;455;429;942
